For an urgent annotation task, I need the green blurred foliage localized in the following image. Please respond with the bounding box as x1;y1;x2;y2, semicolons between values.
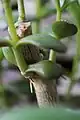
0;107;80;120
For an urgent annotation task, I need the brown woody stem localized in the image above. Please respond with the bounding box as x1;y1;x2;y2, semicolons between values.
32;78;57;108
30;0;58;108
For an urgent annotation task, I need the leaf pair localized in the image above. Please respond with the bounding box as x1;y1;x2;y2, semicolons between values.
0;20;78;80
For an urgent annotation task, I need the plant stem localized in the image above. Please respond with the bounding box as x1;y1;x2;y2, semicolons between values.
71;29;80;79
0;66;7;108
31;0;57;108
66;2;80;98
49;0;61;61
33;78;57;108
32;21;40;34
32;0;41;34
17;0;25;21
48;0;61;104
2;0;19;44
49;50;56;61
2;0;28;73
66;29;80;99
61;0;68;11
55;0;61;21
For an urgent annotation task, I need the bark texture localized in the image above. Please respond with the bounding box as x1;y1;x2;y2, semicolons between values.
31;75;57;108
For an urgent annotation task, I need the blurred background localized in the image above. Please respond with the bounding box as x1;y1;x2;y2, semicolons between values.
0;0;80;112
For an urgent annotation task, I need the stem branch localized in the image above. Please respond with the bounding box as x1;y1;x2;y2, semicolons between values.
31;0;58;108
49;0;61;61
55;0;61;21
32;0;41;34
2;0;28;73
32;77;57;108
2;0;19;44
17;0;25;21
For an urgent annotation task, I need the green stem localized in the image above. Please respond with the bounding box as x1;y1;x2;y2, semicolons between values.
0;66;6;108
49;0;61;61
71;29;80;78
66;2;80;98
61;0;68;11
36;0;41;15
32;0;41;34
55;0;61;21
0;84;6;108
17;0;25;21
2;0;19;44
49;50;56;61
0;64;10;108
2;0;28;73
66;29;80;99
32;21;40;34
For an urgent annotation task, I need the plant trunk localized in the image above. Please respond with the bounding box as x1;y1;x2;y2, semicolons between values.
16;22;57;108
31;76;57;108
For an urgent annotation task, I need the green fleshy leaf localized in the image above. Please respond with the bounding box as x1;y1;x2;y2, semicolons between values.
0;37;11;47
16;34;66;53
52;21;77;39
0;48;4;61
0;107;80;120
23;60;63;80
2;47;17;65
67;1;80;27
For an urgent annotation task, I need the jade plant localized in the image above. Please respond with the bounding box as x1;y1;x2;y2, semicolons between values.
0;0;79;109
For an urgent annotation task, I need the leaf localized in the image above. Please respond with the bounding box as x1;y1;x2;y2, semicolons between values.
52;21;77;39
0;48;4;61
67;1;80;27
0;107;80;120
2;47;17;65
0;37;11;47
16;34;66;53
23;60;63;80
